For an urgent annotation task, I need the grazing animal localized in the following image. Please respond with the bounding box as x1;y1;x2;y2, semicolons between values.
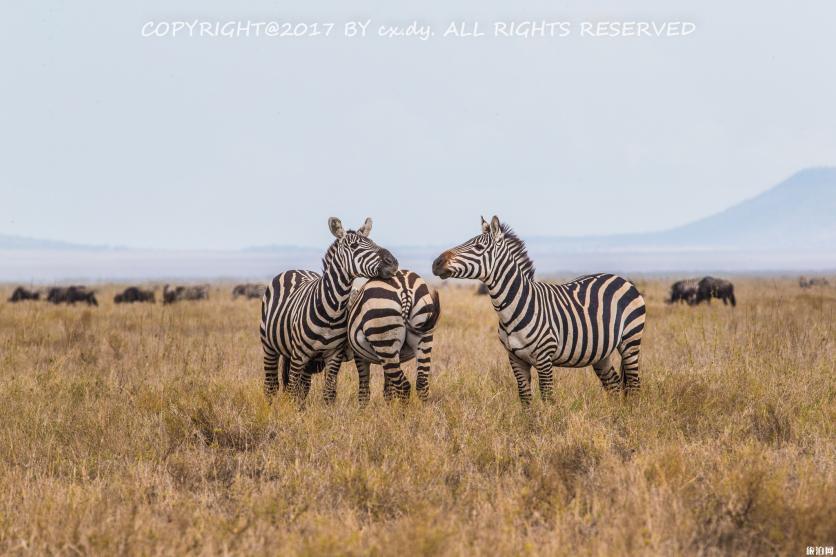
799;276;830;288
8;287;40;302
695;276;736;306
47;286;98;306
476;283;490;296
668;279;699;305
232;283;267;300
260;217;399;402
162;284;209;304
432;216;645;404
114;286;155;304
346;270;441;403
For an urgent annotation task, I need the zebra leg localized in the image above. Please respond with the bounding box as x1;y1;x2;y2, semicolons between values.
355;358;372;406
508;353;532;405
287;356;310;401
321;352;344;404
415;334;434;402
535;359;554;401
382;357;411;402
619;339;642;394
263;347;280;398
592;352;621;392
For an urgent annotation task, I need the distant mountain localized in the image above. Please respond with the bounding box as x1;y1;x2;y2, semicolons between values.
2;168;834;279
0;234;105;251
527;167;836;252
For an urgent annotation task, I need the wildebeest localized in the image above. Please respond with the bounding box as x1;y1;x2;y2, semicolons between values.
162;284;210;304
799;276;830;288
667;279;699;305
114;286;156;304
695;276;736;306
47;286;98;306
8;286;41;302
475;283;489;296
232;283;266;300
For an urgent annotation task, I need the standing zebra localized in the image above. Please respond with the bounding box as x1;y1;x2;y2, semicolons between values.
432;216;645;404
260;217;399;402
346;270;441;404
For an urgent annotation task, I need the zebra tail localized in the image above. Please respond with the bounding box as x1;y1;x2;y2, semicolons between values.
406;289;441;335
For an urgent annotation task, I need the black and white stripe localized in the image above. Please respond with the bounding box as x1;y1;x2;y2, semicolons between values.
260;217;398;402
432;216;645;404
346;270;441;404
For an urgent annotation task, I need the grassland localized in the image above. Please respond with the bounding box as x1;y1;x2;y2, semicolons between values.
0;279;833;556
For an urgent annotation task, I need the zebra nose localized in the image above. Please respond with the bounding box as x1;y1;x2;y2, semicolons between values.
432;252;450;277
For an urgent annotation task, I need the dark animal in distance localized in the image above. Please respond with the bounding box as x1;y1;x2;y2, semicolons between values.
475;283;489;296
47;286;98;306
114;286;156;304
695;276;736;306
163;285;210;304
8;287;40;302
667;279;699;305
799;276;830;288
232;283;267;300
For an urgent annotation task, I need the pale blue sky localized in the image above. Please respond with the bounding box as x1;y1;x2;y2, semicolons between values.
1;1;834;250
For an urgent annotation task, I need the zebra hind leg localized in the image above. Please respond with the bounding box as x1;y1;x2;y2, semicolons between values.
382;357;411;402
592;352;622;393
415;334;434;402
355;358;372;407
618;338;642;394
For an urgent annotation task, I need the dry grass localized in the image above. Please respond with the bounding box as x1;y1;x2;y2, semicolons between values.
0;279;834;555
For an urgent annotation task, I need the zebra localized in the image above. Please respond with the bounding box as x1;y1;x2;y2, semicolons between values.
260;217;399;403
346;270;441;404
431;216;646;404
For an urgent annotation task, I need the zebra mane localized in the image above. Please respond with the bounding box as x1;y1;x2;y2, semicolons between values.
501;223;535;279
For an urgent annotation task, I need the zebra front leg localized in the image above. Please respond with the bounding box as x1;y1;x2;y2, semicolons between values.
321;352;344;404
508;353;532;405
263;348;280;399
592;352;622;392
355;358;372;406
382;357;411;402
415;334;434;401
535;358;555;402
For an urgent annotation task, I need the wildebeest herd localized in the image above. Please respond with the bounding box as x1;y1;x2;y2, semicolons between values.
667;276;737;306
6;283;269;305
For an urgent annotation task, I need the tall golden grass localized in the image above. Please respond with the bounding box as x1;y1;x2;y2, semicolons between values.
0;279;833;555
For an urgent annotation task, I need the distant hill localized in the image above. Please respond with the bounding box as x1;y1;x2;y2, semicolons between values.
2;168;834;279
527;167;836;252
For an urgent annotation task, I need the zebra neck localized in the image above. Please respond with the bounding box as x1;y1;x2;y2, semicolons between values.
485;258;534;323
319;261;353;318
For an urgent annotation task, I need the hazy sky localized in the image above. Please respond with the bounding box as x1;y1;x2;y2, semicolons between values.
2;1;835;250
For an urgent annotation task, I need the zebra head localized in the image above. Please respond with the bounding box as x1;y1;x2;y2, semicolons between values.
327;217;399;280
433;215;517;281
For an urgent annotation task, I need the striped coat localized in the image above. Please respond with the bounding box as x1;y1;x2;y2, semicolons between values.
432;216;645;404
260;217;398;402
346;270;441;403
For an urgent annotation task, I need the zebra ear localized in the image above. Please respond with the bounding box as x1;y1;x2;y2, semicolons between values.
481;216;490;233
328;217;345;238
490;215;503;238
357;217;372;237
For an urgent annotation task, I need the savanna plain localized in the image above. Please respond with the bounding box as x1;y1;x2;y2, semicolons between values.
0;279;833;556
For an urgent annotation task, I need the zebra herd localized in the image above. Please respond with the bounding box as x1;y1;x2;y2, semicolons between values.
260;216;646;405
